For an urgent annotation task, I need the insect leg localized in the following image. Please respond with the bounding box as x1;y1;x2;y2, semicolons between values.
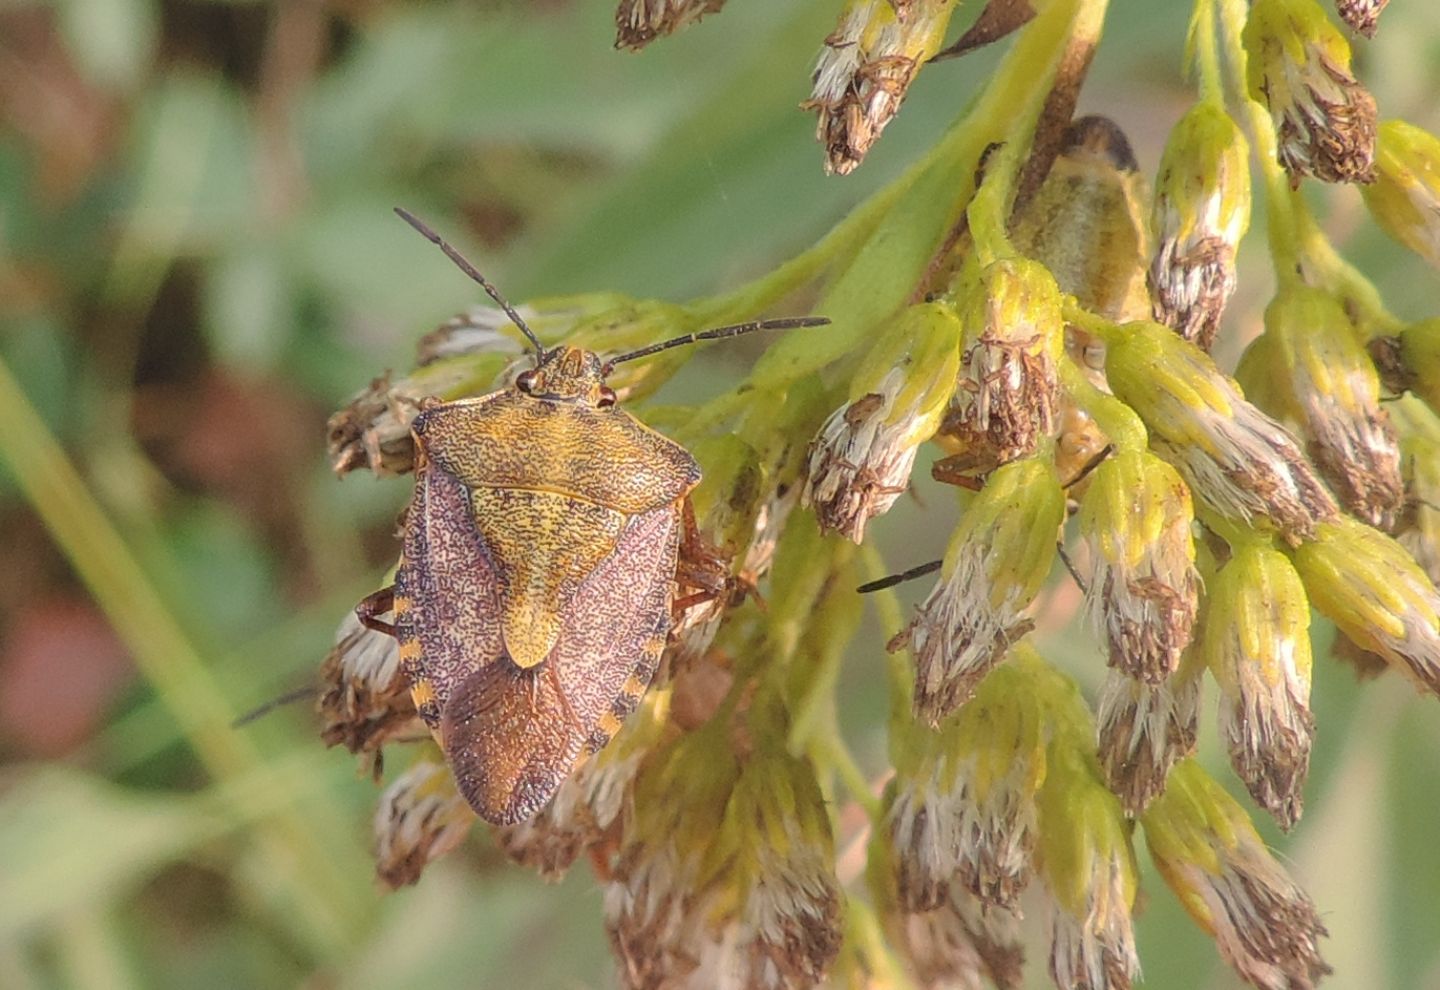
355;586;397;636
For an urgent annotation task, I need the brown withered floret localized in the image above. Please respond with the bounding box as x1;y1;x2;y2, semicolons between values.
1335;0;1389;37
1096;670;1201;816
614;0;727;51
316;615;425;767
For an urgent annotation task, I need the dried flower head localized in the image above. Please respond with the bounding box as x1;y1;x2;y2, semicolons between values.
899;457;1065;723
1106;321;1339;544
1266;285;1403;530
1149;102;1252;351
373;750;475;888
1143;760;1330;990
1293;516;1440;696
1334;0;1389;38
805;0;958;174
317;611;423;761
606;724;842;989
1244;0;1378;187
1095;663;1202;816
888;883;1024;990
1204;542;1315;830
887;661;1049;912
615;0;727;51
1362;120;1440;270
943;259;1063;467
803;302;961;541
1078;449;1200;683
1038;745;1140;990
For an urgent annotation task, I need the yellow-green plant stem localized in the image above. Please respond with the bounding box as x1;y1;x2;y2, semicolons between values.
1190;0;1225;104
1056;345;1149;453
846;897;919;990
751;0;1111;392
860;544;921;731
1216;0;1398;334
0;358;368;950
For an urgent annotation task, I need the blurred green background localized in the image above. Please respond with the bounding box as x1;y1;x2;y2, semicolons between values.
2;1;1439;987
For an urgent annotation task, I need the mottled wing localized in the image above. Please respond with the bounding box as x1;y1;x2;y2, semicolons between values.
414;394;700;513
393;462;505;727
442;502;680;824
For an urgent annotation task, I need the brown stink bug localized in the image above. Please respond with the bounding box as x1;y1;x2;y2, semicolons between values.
354;209;826;825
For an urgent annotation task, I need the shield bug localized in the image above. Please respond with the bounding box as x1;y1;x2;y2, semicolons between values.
355;208;826;825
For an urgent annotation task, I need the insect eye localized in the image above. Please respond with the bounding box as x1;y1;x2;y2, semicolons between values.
516;369;538;393
597;386;617;408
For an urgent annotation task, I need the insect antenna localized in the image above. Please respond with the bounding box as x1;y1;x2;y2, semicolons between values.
602;316;830;371
856;558;942;594
231;684;316;728
393;207;546;362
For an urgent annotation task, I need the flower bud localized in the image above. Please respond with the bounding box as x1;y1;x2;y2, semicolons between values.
886;882;1023;990
317;610;423;764
1267;285;1403;530
373;749;475;888
1292;516;1440;696
1149;102;1252;351
1037;744;1140;990
805;0;958;174
615;0;726;51
803;302;961;542
887;662;1048;912
1106;321;1338;544
944;259;1063;467
1204;543;1315;830
1362;120;1440;270
1095;662;1202;817
899;457;1066;723
1334;0;1389;38
1078;450;1200;682
1244;0;1377;187
1142;760;1330;990
606;723;842;989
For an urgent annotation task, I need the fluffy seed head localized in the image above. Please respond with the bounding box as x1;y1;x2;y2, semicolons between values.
887;662;1050;912
606;726;842;989
1038;745;1140;990
1095;664;1202;817
1267;285;1404;530
901;457;1066;723
1149;102;1252;351
803;302;961;541
805;0;958;174
317;611;423;759
1204;543;1315;830
615;0;727;51
943;258;1064;466
1244;0;1378;187
1293;516;1440;696
1362;120;1440;270
1142;760;1330;990
1078;450;1200;682
1106;321;1339;544
1334;0;1389;38
373;751;475;888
